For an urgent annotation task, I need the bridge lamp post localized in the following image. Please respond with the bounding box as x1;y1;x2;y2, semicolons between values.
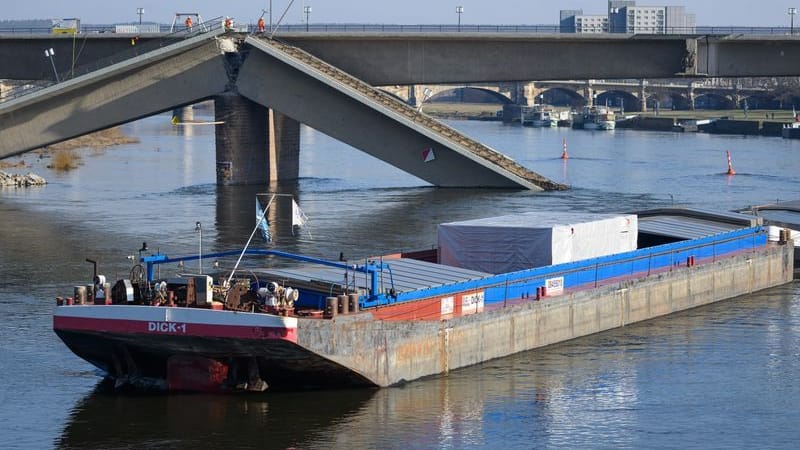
44;48;59;83
136;7;144;25
304;6;312;32
790;8;798;35
456;6;464;31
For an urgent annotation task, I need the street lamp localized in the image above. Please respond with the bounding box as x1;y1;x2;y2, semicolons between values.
539;93;544;105
790;8;797;35
304;5;312;32
44;48;59;83
136;7;144;25
456;6;464;31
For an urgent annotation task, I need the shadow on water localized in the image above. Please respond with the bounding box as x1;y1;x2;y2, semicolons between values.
56;382;378;450
54;282;799;449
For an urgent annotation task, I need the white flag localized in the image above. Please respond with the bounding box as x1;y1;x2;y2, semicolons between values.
292;199;308;229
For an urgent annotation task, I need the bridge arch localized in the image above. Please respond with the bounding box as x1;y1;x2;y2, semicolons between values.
694;93;735;110
739;93;779;109
595;90;641;112
538;88;584;108
428;87;513;104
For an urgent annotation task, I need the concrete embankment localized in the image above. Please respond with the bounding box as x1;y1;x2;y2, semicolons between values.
298;243;793;387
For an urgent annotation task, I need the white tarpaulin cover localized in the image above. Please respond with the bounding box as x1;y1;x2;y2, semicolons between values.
438;212;638;274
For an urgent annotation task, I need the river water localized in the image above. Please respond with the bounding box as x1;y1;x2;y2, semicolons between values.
1;112;799;449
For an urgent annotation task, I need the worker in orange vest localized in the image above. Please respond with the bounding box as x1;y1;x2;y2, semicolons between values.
184;16;193;30
257;17;266;33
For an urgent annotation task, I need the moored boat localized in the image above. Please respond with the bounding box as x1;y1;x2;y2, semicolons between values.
580;105;616;130
529;105;558;128
53;208;793;393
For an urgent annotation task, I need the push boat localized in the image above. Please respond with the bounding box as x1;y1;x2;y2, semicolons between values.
53;209;794;393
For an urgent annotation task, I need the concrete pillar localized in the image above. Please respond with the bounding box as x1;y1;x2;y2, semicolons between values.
268;110;300;182
213;93;301;186
214;93;269;186
172;105;194;123
584;82;595;106
639;79;648;112
518;81;536;106
172;106;195;137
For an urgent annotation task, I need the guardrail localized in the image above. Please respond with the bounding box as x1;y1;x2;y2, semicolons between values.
367;227;768;308
0;17;224;104
3;23;800;36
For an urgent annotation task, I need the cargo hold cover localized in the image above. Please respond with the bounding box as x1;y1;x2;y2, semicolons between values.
438;212;638;274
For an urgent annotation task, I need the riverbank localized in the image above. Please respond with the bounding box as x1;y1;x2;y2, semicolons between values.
43;127;139;152
424;103;800;136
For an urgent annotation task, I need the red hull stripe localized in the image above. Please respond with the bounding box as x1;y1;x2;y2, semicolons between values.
54;316;297;342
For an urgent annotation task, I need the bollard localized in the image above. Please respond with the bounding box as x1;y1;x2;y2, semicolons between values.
338;294;349;315
56;297;63;306
103;282;112;305
74;286;87;305
542;286;547;297
325;296;338;319
348;293;360;314
66;297;74;306
535;287;541;300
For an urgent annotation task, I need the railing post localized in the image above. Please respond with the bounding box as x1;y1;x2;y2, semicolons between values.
594;262;599;288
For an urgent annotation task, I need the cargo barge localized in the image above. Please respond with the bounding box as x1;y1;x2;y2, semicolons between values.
53;209;794;392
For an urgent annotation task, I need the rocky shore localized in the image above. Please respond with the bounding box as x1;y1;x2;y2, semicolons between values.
0;171;46;187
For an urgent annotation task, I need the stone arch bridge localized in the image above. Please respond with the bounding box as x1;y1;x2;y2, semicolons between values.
382;80;771;112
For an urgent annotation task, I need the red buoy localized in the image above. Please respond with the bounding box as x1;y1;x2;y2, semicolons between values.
561;138;569;159
726;150;736;175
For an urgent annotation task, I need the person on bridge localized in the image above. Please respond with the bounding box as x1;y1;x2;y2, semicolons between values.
185;16;193;30
224;17;232;31
257;17;266;33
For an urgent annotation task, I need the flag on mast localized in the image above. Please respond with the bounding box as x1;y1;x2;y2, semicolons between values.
256;198;271;243
291;198;308;231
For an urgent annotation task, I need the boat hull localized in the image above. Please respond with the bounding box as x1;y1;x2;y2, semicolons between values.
583;121;615;130
53;306;373;391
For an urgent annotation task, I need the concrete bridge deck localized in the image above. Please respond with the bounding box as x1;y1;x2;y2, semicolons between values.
6;32;800;83
241;37;564;190
0;31;564;190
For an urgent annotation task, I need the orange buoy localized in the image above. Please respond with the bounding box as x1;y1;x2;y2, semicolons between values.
726;150;736;175
561;137;568;159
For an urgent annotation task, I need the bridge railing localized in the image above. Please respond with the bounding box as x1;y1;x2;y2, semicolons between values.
3;23;800;36
0;17;225;105
259;23;800;35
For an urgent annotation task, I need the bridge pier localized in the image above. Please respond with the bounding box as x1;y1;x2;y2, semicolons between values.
517;82;536;106
584;83;595;106
639;80;648;112
214;94;300;186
